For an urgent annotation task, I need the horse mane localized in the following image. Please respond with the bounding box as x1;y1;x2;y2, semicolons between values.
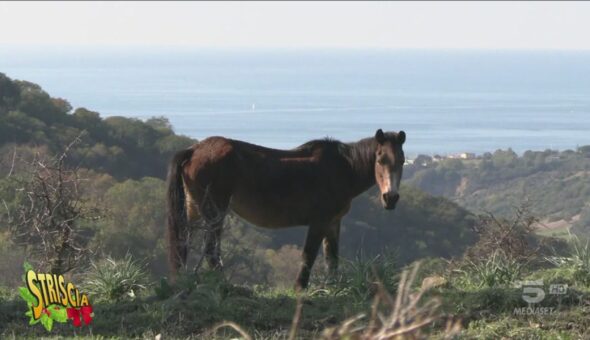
346;137;378;190
295;137;341;151
294;136;377;192
296;136;376;164
296;137;358;161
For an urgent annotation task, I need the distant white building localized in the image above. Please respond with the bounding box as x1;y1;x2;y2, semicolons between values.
545;155;560;163
459;152;476;159
448;152;476;160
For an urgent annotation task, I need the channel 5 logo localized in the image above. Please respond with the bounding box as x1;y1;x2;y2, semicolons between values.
519;280;568;303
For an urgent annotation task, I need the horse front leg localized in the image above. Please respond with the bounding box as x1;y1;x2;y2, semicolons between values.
295;225;324;290
322;219;341;277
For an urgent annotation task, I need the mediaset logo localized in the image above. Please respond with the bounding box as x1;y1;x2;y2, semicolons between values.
513;279;568;316
18;263;94;331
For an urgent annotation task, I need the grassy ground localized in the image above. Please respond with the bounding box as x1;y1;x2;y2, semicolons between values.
536;225;571;239
1;277;362;339
2;259;590;340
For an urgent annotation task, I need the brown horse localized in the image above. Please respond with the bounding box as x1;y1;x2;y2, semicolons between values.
167;129;406;288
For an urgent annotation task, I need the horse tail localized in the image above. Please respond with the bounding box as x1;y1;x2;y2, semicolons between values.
166;147;194;281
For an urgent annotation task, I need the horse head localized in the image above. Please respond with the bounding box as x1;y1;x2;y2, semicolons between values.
374;129;406;210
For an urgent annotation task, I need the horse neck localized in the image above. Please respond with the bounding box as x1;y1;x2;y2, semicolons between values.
347;137;377;195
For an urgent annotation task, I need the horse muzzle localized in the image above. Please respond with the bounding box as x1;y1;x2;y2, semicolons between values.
382;192;400;210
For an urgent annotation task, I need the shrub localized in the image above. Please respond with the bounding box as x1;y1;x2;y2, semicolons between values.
83;253;149;302
546;235;590;286
454;250;522;289
465;205;539;263
315;250;398;300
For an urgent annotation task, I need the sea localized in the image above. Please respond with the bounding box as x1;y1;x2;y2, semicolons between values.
1;47;590;157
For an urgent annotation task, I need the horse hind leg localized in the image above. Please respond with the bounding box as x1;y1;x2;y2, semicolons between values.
181;183;201;271
203;220;224;270
185;183;201;223
199;185;229;271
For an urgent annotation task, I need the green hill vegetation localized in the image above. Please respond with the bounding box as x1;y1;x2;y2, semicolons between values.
405;149;590;236
0;72;194;179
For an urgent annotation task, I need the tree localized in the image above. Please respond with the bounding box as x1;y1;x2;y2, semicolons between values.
414;154;433;167
5;137;102;273
94;176;168;276
578;145;590;157
0;72;21;115
146;116;173;134
492;148;518;168
465;203;540;263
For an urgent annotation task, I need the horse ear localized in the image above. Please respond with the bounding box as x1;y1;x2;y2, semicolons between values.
398;130;406;144
375;129;385;144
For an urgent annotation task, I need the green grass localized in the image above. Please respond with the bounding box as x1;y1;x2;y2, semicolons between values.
451;250;523;290
546;235;590;287
3;259;590;339
536;226;572;239
1;277;364;338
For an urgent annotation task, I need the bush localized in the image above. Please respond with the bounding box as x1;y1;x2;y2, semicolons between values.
454;250;522;289
317;250;398;301
546;235;590;286
465;206;539;263
83;253;149;302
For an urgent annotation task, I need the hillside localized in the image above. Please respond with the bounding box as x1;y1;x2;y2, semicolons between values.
0;72;195;179
405;149;590;236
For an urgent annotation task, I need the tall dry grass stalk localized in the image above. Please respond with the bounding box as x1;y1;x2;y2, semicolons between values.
209;263;461;340
210;321;253;340
321;263;462;340
289;291;304;340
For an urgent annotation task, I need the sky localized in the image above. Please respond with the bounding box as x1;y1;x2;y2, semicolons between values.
0;1;589;50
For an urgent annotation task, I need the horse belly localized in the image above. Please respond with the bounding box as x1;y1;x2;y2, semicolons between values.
229;191;312;228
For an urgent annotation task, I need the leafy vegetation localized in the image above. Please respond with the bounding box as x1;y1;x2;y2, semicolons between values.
406;148;590;236
546;235;590;286
0;72;195;179
82;254;149;302
454;250;523;290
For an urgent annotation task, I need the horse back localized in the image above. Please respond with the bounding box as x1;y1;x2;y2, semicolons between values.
182;136;354;227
